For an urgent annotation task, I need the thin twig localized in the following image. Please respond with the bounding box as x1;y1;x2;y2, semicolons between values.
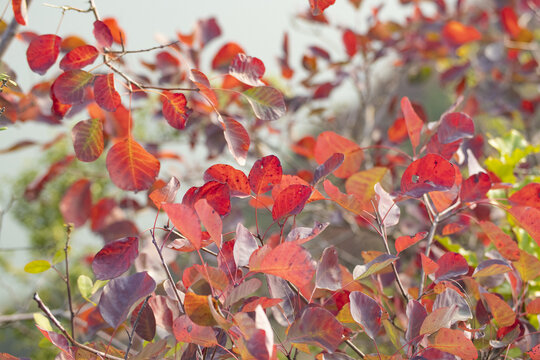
124;295;151;360
106;40;181;55
43;3;92;13
0;0;32;60
64;224;75;338
33;293;125;360
417;213;439;299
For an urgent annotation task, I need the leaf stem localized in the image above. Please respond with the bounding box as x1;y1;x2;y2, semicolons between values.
124;295;151;360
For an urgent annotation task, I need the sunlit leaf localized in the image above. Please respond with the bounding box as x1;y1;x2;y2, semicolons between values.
222;116;250;166
421;253;439;275
442;20;481;45
93;20;113;48
94;73;121;112
472;259;511;278
479;221;520;261
287;307;344;353
315;132;363;179
513;249;540;282
163;203;202;249
149;176;180;208
353;254;398;280
72;118;104;162
395;231;428;254
243;86;286;121
323;179;364;216
92;237;139;280
438;112;474;144
52;70;94;104
24;260;51;273
509;183;540;209
26;34;61;75
435;252;469;281
12;0;27;25
400;97;423;154
59;45;99;71
272;184;312;220
309;0;336;15
508;206;540;246
184;292;218;326
482;293;515;327
374;183;400;227
106;137;160;191
401;154;456;198
345;167;387;211
249;155;282;194
203;164;250;197
432;328;478;359
161;91;191;130
460;172;491;203
212;42;244;71
194;199;222;247
173;315;218;347
59;178;92;227
229;53;265;86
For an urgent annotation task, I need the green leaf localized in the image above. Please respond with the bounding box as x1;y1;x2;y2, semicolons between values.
0;127;7;131
24;260;51;273
33;313;53;331
51;247;69;265
78;275;94;301
242;86;286;121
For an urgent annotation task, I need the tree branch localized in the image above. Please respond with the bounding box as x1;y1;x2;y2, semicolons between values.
0;0;32;60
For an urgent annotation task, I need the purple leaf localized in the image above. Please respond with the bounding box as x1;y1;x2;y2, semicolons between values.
92;237;139;280
435;252;469;281
353;254;398;280
98;271;156;328
287;306;344;353
405;300;427;346
229;53;265;86
130;299;156;341
233;223;259;267
285;221;329;244
312;153;344;185
438;112;474;144
316;246;342;291
374;183;400;227
349;291;382;340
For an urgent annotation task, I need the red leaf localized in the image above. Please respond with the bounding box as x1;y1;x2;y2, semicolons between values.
442;21;481;45
249;155;282;194
94;73;121;112
203;164;250;197
388;117;408;144
314;131;363;178
287;307;344;353
243;86;286;121
59;45;99;70
343;29;357;57
149;177;180;208
309;0;336;15
460;172;491;203
421;253;439;275
438;112;475;144
479;221;520;261
250;242;316;288
500;7;522;38
173;315;218;347
316;246;342;291
435;252;469;281
52;70;94;104
92;237;139;280
426;134;462;160
229;53;265;86
432;328;478;360
102;17;125;45
194;199;222;247
106;137;160;191
26;34;61;75
36;326;72;357
528;344;540;360
183;181;231;216
98;271;156;329
189;69;218;107
212;42;245;72
509;183;540;209
271;184;312;220
401;154;456;198
161;91;192;130
400;97;423;154
12;0;27;25
93;20;113;48
163;203;202;249
130;300;156;342
349;291;382;340
24;155;75;201
222;116;250;166
72;118;104;162
59;178;92;227
508;206;540;246
395;231;428;254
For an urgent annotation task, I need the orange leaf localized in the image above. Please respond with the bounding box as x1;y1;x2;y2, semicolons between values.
71;118;104;162
395;231;428;254
479;221;520;261
432;328;478;360
420;253;439;275
508;206;540;246
400;97;423;154
163;203;202;249
94;74;121;112
314;131;363;178
161;91;192;130
345;167;387;211
482;293;516;327
173;315;217;347
59;45;99;71
12;0;27;25
442;21;481;45
194;199;222;247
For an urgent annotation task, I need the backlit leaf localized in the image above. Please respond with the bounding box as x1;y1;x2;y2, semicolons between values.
106;137;160;191
315;132;363;178
203;164;250;197
374;183;400;227
528;344;540;360
250;242;315;288
243;86;286;121
173;315;218;347
500;7;522;38
102;17;125;44
349;291;382;340
395;231;428;254
163;203;202;249
345;167;387;211
460;172;491;203
508;206;540;246
52;70;94;104
421;253;439;275
59;178;92;227
285;222;329;244
401;154;456;198
513;249;540;282
92;237;138;280
438;112;474;144
309;0;336;15
271;184;312;220
472;259;511;278
98;271;156;329
249;155;282;194
184;292;217;326
526;298;540;315
36;326;72;357
400;97;423;154
24;260;51;273
222;116;250;166
316;246;342;291
72;118;104;162
435;252;469;281
234;223;259;267
482;293;516;327
212;42;244;71
12;0;27;25
229;53;265;86
183;181;231;216
353;254;398;280
509;183;540;209
194;199;222;247
479;221;520;261
59;45;99;70
94;73;121;112
288;307;343;353
149;176;180;207
26;34;61;75
420;306;457;335
323;179;363;216
161;91;191;130
93;20;113;48
432;328;478;360
190;69;218;107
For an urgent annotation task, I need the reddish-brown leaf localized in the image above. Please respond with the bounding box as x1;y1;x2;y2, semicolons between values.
508;206;540;246
24;155;75;201
313;153;344;185
229;53;265;86
460;172;491;203
59;178;92;227
479;221;520;261
52;70;94;104
184;292;218;326
92;237;139;280
94;73;121;112
316;246;342;291
432;328;478;360
271;184;312;220
72;118;104;162
26;34;61;75
438;112;475;144
194;199;222;247
163;203;202;249
249;155;282;194
482;293;516;327
526;298;540;315
161;91;191;130
93;20;113;48
106;137;160;191
435;252;469;281
509;183;540;209
309;0;336;15
250;242;315;288
500;7;522;38
203;164;250;197
59;45;99;71
212;42;245;71
173;315;218;347
349;291;382;340
314;131;363;178
426;133;462;160
287;307;344;353
189;69;218;107
222;116;250;166
442;21;481;45
12;0;27;25
421;253;439;275
395;231;428;254
149;177;180;208
400;97;423;154
401;154;456;198
130;300;156;342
